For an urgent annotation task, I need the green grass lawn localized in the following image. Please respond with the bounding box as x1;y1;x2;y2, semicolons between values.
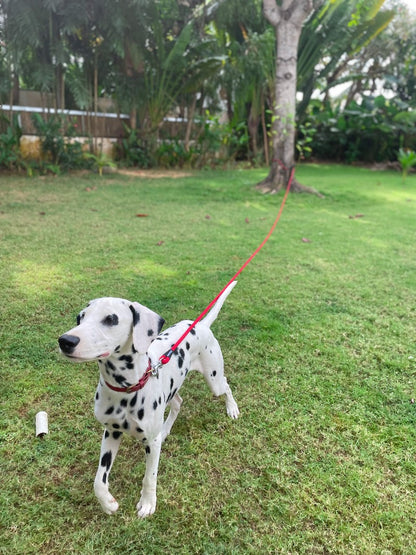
1;164;416;554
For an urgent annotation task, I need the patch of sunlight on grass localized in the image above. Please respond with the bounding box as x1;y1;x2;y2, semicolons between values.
12;260;69;298
371;182;416;204
123;258;178;279
244;201;269;212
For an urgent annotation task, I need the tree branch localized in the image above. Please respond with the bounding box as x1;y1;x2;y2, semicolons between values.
263;0;280;27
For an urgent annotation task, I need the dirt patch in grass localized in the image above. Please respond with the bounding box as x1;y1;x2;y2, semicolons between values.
118;168;194;178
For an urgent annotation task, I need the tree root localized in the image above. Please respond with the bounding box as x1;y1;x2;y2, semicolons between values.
256;176;324;198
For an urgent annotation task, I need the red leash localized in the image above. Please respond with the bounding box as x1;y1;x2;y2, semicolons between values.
156;166;295;368
105;166;295;394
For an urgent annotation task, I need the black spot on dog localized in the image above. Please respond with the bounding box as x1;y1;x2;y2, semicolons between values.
147;329;154;337
105;430;110;439
95;391;99;401
153;400;158;410
130;393;138;407
106;360;116;372
122;420;129;430
116;408;122;415
129;305;140;326
113;431;122;440
102;314;119;327
115;345;121;353
178;357;184;369
158;396;162;405
190;328;196;335
114;374;127;386
105;406;114;415
103;472;107;484
170;378;174;391
120;398;128;408
138;408;144;420
179;348;185;358
101;451;112;470
166;387;178;404
145;446;151;455
119;355;133;363
212;370;217;377
112;423;120;429
136;426;143;433
186;342;190;350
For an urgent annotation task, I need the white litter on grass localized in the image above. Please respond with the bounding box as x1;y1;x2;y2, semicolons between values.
35;411;48;437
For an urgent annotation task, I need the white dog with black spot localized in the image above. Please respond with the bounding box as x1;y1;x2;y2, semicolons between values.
58;281;239;518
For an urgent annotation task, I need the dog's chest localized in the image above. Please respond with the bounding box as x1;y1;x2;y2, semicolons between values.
94;383;166;439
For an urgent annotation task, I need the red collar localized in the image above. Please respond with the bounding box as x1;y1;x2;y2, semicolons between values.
104;359;154;394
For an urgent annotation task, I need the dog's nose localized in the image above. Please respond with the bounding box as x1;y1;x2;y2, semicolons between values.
59;334;80;354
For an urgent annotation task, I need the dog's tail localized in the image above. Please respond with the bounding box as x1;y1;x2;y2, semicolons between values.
201;281;237;328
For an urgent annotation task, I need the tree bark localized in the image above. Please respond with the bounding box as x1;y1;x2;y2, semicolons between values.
258;0;321;196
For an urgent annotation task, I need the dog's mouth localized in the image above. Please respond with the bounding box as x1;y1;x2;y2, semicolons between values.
60;351;111;362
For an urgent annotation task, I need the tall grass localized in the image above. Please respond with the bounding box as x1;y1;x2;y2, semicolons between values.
1;165;416;553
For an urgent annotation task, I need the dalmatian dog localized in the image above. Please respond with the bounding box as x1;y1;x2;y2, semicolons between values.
58;281;239;518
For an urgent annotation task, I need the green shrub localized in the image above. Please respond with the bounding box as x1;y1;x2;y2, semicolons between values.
0;114;22;170
31;113;87;172
116;123;153;168
397;148;416;181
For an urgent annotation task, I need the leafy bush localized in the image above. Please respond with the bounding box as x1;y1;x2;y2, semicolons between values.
0;115;22;170
116;124;153;168
31;113;87;172
302;96;416;164
155;139;195;168
397;148;416;180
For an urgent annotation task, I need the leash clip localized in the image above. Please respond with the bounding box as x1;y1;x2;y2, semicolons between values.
151;360;163;377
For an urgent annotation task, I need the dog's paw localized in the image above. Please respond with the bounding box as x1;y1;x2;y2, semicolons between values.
136;496;156;518
97;493;119;515
226;400;240;419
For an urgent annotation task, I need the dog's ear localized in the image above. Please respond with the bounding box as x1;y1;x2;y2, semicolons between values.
129;302;165;354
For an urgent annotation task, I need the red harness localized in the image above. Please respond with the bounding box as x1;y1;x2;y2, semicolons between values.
104;168;294;394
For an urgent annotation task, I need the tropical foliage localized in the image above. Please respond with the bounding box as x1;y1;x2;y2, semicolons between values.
0;0;415;170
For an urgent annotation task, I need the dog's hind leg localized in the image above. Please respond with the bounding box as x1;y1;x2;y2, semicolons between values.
137;433;162;518
94;429;122;515
161;393;183;442
199;339;240;419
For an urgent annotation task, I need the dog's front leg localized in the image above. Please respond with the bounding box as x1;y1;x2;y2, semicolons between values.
137;433;162;518
94;428;122;515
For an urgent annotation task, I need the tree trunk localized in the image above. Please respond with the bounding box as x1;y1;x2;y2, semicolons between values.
184;94;197;152
258;0;321;196
261;96;269;166
248;103;260;161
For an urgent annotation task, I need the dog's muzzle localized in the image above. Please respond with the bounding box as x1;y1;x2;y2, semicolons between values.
59;334;81;355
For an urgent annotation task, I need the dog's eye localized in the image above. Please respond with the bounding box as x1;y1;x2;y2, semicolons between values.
76;312;85;325
102;314;119;327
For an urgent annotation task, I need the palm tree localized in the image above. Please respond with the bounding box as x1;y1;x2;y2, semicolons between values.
297;0;394;118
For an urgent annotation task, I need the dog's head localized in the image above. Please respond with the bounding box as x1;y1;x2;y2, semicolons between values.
58;297;164;362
